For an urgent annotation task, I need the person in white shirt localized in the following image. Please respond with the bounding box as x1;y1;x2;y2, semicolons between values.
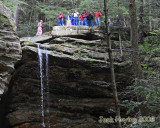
108;18;112;26
66;12;72;26
74;10;79;26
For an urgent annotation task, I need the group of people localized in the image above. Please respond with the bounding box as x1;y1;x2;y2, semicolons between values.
57;9;102;27
36;9;102;36
36;9;119;36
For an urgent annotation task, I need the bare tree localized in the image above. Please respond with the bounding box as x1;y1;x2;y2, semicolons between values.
129;0;143;79
139;0;144;44
148;0;152;31
104;0;122;128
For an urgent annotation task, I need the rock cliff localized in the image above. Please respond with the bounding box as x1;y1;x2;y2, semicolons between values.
0;2;21;127
4;26;133;128
0;2;21;98
0;3;133;127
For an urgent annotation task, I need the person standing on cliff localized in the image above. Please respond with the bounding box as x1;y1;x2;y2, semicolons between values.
87;12;94;27
93;9;102;26
66;12;72;26
74;10;79;26
36;20;43;36
82;10;88;26
57;12;63;26
71;13;74;25
79;13;84;26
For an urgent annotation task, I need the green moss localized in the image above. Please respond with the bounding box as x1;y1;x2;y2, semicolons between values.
64;42;73;45
83;55;88;58
0;14;8;24
94;45;98;48
73;47;81;52
73;53;81;57
24;41;35;45
88;58;97;61
52;50;56;53
95;53;100;57
0;13;14;31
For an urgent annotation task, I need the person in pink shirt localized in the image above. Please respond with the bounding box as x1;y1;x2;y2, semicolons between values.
79;13;83;26
93;10;102;26
57;12;63;26
36;20;43;36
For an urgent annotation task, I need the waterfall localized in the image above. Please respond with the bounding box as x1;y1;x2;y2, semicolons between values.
37;45;51;128
45;48;50;128
37;44;45;128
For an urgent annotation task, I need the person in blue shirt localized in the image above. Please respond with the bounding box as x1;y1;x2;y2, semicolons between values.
66;12;72;26
115;15;120;25
71;13;74;25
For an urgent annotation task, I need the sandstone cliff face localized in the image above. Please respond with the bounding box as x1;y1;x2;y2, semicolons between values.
5;26;133;128
0;3;21;127
0;2;21;97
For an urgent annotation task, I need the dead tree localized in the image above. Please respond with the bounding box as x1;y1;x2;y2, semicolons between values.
104;0;122;128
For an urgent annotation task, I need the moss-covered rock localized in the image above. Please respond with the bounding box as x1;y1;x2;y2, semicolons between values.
0;2;16;31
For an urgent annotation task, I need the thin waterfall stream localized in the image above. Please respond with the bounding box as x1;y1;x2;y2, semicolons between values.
37;44;50;128
37;43;45;127
45;48;51;128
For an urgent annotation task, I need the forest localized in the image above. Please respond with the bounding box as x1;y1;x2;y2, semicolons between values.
0;0;160;128
2;0;160;37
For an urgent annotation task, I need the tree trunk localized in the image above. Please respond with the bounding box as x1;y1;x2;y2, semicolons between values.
104;0;122;128
119;29;123;57
14;2;19;31
148;0;152;31
139;0;144;44
129;0;143;78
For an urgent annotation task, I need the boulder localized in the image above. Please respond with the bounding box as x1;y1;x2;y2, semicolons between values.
52;26;104;40
52;26;92;37
20;35;52;43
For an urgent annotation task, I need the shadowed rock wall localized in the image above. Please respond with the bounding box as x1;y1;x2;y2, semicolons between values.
5;30;133;128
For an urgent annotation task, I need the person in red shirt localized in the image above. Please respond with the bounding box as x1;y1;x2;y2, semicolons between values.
57;12;63;26
79;13;83;26
82;10;88;26
93;10;102;26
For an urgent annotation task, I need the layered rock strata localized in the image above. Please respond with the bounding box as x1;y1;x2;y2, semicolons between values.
0;2;21;128
0;2;21;97
5;27;133;128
